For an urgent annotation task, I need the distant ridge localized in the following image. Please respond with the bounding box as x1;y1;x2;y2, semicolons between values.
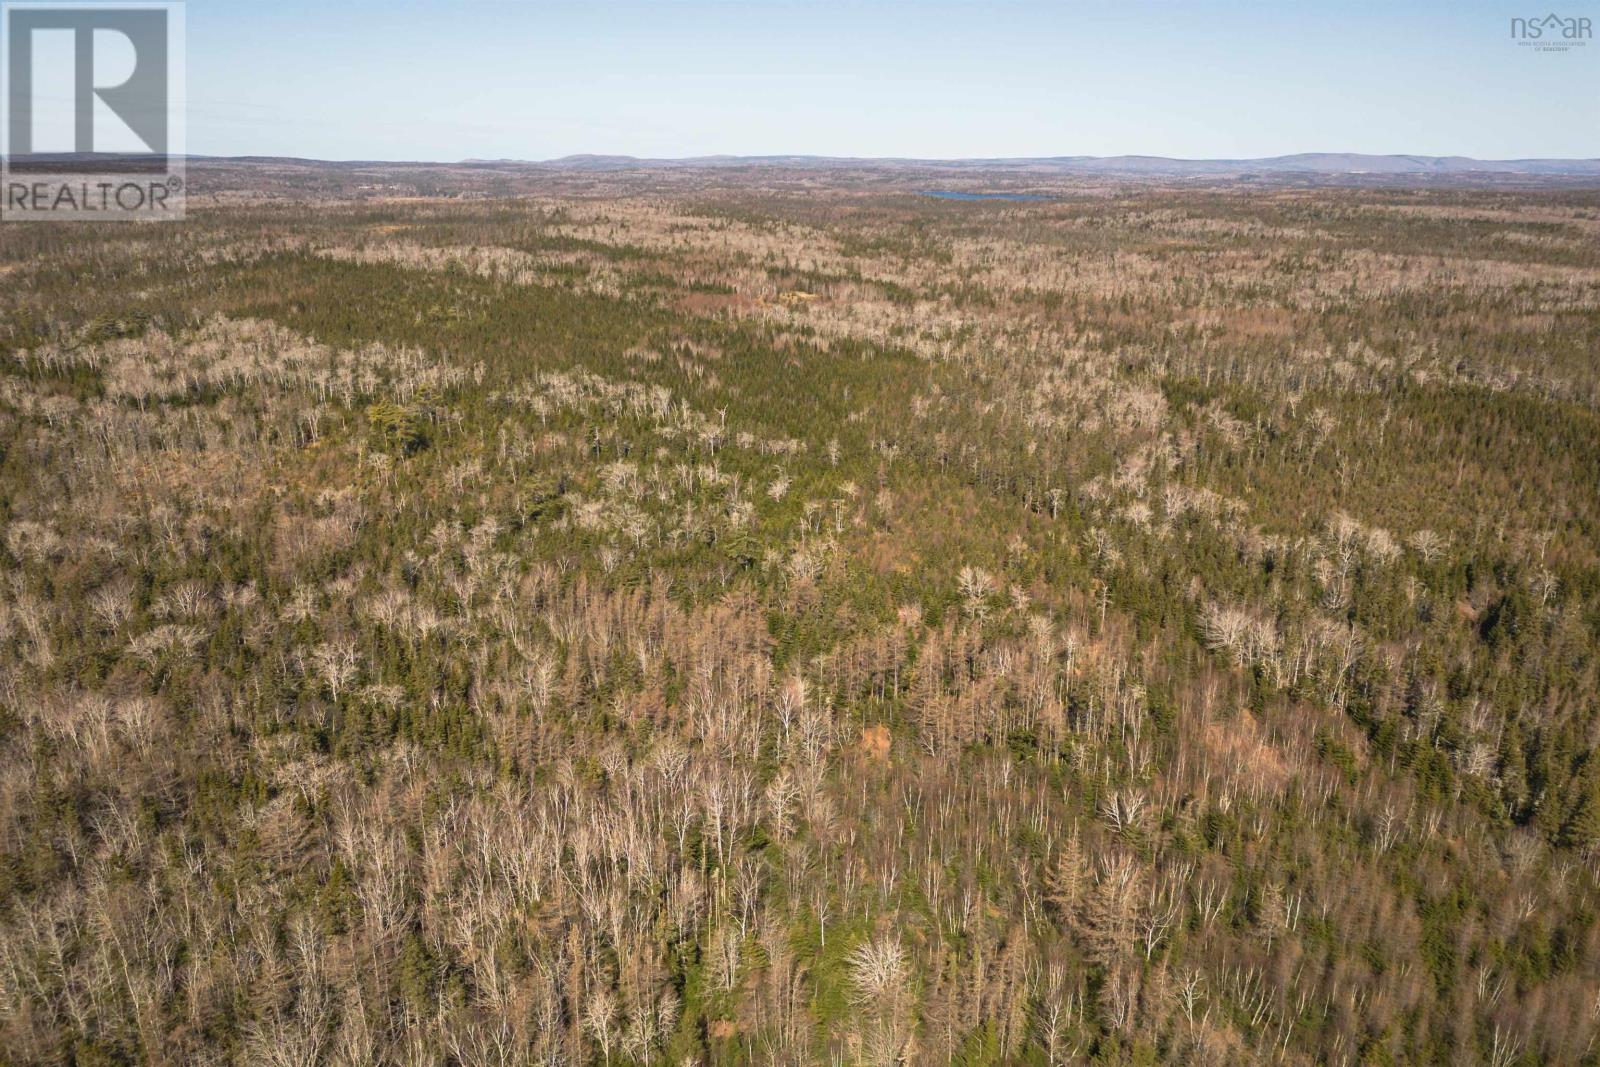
518;152;1600;176
152;152;1600;194
21;152;1586;177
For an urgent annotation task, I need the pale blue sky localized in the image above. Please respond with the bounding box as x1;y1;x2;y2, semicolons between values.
187;0;1600;160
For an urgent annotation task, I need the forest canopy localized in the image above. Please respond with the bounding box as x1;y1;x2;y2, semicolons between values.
1;168;1599;1066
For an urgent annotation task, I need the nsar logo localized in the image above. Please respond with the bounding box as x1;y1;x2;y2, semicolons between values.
1510;12;1592;50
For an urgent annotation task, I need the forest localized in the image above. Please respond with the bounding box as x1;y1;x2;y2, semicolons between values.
1;167;1599;1065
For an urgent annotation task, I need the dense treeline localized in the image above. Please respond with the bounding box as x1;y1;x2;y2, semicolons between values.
1;180;1599;1065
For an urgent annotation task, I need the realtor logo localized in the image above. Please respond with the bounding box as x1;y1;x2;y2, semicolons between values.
2;1;185;220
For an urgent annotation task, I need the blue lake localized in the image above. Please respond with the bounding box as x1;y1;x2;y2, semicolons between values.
920;190;1052;202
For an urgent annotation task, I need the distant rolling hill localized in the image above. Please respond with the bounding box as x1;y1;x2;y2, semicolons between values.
16;152;1597;178
522;152;1600;176
154;152;1600;200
